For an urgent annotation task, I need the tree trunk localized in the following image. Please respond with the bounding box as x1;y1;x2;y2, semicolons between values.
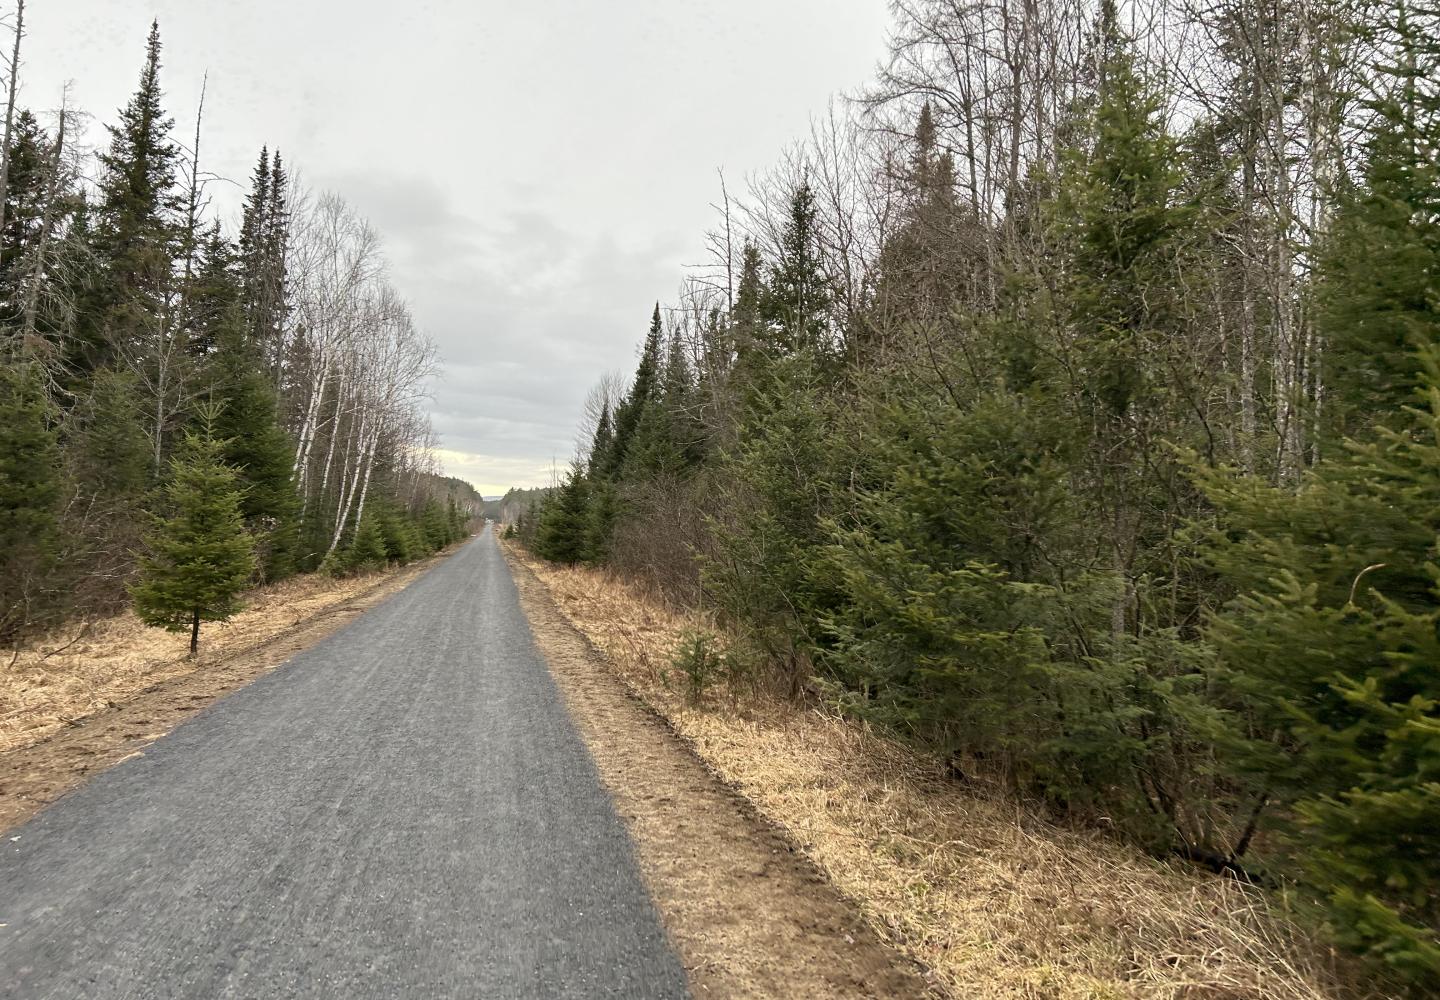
189;608;200;656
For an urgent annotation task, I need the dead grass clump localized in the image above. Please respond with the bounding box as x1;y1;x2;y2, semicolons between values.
510;546;1369;1000
0;572;388;754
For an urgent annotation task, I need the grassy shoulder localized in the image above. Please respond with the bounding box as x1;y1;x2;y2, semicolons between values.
508;543;1370;1000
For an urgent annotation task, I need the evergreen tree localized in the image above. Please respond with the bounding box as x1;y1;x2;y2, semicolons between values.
0;362;62;636
183;224;240;357
731;242;765;362
0;110;51;318
132;423;256;655
533;464;590;564
624;330;704;478
68;367;151;502
211;319;300;581
420;498;451;552
760;183;831;357
587;403;614;478
583;478;617;563
1315;0;1440;440
1200;348;1440;985
238;146;290;362
377;501;421;564
344;514;388;573
79;21;182;370
1197;11;1440;980
608;305;665;474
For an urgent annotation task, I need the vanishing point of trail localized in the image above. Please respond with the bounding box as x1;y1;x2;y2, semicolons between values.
0;526;689;998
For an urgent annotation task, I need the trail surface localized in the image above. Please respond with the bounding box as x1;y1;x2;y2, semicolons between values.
0;525;688;999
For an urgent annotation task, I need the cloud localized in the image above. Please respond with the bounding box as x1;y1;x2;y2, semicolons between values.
316;168;681;491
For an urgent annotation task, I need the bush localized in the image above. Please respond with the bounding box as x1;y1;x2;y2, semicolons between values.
667;629;741;705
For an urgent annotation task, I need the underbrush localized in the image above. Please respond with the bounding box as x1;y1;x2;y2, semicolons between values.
511;545;1375;1000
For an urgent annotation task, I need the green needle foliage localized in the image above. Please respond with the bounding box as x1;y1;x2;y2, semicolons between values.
0;362;62;637
133;422;257;655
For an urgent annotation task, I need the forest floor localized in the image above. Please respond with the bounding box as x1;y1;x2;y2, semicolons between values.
506;543;1370;1000
0;554;445;832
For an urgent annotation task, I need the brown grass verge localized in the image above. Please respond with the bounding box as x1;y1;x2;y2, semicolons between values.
508;549;936;998
507;543;1373;1000
0;553;448;831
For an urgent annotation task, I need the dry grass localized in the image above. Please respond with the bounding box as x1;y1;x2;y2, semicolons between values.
0;572;389;754
512;546;1372;1000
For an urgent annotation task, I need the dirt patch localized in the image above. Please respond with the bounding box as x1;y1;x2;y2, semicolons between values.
506;545;1369;1000
0;555;446;833
506;547;937;999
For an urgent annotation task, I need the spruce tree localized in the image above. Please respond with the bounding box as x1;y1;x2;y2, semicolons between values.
0;110;51;318
533;464;590;564
1201;348;1440;985
420;499;451;551
377;501;420;564
0;362;62;636
69;367;151;503
344;514;388;573
1315;0;1440;440
587;403;614;478
624;330;704;478
237;146;290;362
608;305;664;475
183;224;240;357
760;183;831;356
133;422;256;655
80;21;182;370
211;319;300;581
1197;7;1440;981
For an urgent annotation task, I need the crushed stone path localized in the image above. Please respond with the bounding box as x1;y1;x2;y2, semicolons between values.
0;525;688;999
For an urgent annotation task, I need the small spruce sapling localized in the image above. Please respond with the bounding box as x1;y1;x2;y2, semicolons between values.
132;408;256;655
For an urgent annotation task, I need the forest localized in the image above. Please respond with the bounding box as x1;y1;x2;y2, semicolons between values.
516;0;1440;989
0;15;476;653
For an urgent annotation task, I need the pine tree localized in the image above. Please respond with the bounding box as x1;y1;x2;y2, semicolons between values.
132;422;256;655
0;362;62;636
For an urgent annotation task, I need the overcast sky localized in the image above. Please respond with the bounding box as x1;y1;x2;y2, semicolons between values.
20;1;891;496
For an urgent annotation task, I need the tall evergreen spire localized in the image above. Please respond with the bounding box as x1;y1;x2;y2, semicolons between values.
82;19;181;366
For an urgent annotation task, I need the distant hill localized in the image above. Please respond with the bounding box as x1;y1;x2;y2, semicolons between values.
483;486;553;524
426;475;486;519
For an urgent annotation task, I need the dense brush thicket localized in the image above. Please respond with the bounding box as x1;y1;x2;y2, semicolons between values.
0;23;477;650
519;2;1440;987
